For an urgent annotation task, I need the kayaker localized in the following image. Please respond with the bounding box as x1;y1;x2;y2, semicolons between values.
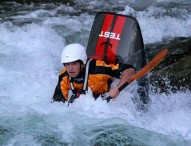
52;43;136;103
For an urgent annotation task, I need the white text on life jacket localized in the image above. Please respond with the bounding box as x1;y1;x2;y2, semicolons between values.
99;31;120;40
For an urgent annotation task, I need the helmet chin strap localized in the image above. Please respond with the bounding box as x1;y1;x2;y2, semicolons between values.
74;61;85;78
80;63;84;72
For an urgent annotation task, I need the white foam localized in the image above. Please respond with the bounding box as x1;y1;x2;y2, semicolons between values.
0;2;191;144
121;5;191;43
0;21;64;105
139;90;191;141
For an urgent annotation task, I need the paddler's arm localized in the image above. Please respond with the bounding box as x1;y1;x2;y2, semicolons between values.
109;68;136;99
52;83;66;103
52;72;68;103
117;68;136;88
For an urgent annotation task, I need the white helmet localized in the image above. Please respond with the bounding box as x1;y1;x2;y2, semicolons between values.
61;43;87;64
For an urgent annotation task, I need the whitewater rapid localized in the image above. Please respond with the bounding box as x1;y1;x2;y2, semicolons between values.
0;1;191;145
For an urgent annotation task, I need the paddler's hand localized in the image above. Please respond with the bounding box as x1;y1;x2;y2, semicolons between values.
109;87;119;99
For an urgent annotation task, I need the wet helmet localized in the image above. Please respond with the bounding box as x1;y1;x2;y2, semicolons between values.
61;43;87;64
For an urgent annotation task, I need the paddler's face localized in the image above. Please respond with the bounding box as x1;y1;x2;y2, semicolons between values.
65;61;83;78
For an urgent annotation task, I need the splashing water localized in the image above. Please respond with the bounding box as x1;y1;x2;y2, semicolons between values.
0;1;191;145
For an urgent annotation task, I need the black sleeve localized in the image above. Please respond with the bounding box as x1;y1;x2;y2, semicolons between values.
111;63;136;78
52;79;66;103
118;63;136;72
89;59;136;79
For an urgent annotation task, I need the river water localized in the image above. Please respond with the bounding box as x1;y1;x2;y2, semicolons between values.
0;0;191;145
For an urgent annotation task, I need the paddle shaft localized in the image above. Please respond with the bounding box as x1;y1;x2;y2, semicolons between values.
105;48;168;102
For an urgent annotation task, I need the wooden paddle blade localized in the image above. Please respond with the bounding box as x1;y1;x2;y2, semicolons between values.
128;48;168;83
